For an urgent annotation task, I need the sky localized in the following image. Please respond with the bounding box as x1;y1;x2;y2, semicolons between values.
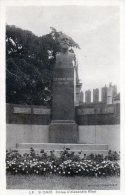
6;6;120;94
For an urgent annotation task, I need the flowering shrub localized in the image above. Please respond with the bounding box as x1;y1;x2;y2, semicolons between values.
106;150;120;161
6;149;120;177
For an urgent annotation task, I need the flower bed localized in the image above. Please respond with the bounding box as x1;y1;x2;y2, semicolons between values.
6;148;120;177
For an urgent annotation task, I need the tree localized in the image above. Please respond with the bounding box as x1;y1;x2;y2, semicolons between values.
6;25;79;105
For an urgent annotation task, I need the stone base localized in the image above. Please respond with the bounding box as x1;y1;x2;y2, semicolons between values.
49;120;78;143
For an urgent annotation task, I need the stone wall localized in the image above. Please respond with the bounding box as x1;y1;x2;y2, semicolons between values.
6;103;120;151
6;124;49;149
6;104;51;149
78;125;120;151
6;103;51;125
7;124;120;151
7;103;120;125
76;103;120;125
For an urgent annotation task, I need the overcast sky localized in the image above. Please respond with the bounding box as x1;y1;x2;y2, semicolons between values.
6;6;120;94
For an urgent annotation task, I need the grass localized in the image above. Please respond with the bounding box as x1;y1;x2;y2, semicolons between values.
6;174;120;190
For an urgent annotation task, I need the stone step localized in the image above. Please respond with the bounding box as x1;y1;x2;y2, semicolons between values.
14;149;109;157
16;143;108;151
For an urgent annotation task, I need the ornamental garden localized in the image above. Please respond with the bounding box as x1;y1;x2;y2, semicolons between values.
6;148;120;177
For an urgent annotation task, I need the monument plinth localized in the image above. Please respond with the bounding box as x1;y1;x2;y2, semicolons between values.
49;45;78;143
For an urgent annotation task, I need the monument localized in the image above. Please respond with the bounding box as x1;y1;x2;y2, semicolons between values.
49;34;78;143
8;32;109;156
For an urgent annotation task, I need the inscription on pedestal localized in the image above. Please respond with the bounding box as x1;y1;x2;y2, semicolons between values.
52;67;75;121
53;77;74;81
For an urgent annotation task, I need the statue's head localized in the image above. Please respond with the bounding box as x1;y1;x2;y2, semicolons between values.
58;34;70;51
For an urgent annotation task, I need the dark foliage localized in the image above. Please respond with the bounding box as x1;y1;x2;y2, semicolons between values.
6;25;79;105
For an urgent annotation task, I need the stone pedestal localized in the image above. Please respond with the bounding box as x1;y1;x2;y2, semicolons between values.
49;51;78;143
49;120;78;143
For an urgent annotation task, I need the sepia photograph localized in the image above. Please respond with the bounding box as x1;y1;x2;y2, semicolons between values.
0;0;125;194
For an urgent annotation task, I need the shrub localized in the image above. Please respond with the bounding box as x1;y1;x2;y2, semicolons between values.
6;148;120;177
105;150;120;161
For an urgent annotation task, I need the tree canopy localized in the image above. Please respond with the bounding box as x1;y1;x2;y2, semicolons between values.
6;25;79;105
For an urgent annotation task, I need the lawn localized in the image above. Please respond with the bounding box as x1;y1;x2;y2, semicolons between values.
6;174;120;190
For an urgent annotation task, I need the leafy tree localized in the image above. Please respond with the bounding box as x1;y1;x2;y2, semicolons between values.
6;25;79;105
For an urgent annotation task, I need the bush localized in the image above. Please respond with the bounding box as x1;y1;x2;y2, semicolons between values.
106;150;120;161
6;148;120;177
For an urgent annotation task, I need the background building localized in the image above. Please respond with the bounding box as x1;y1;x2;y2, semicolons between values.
93;88;99;103
112;85;117;98
85;90;91;103
101;85;107;103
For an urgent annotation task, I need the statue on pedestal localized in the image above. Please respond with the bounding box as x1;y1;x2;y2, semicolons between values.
56;34;76;69
49;30;80;143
